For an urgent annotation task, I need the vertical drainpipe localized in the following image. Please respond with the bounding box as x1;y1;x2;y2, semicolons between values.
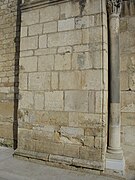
13;0;22;150
107;0;122;154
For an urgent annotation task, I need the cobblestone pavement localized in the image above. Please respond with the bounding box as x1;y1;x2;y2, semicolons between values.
0;147;128;180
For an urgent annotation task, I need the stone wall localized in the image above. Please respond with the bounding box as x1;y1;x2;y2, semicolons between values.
16;0;108;170
120;0;135;171
0;0;17;146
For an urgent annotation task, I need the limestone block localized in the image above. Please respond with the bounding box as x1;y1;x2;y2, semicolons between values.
129;73;135;90
120;19;127;32
121;112;135;126
43;21;57;34
55;54;71;70
0;102;13;117
128;17;135;30
85;126;103;137
65;91;88;112
45;91;63;111
0;123;13;139
49;154;73;165
85;0;102;15
34;48;57;56
22;10;39;26
59;71;81;90
19;91;34;109
72;158;103;170
73;44;89;53
21;26;27;37
40;5;59;23
51;72;58;90
84;136;94;147
63;144;80;158
124;127;135;146
34;92;44;110
60;127;84;138
29;24;42;36
20;50;33;57
75;16;94;29
88;91;95;113
38;55;54;71
39;35;47;49
19;73;28;90
28;72;50;91
79;146;101;160
69;112;79;127
120;32;129;52
59;1;79;19
95;91;102;114
20;56;37;72
43;141;64;155
72;52;92;70
121;91;135;112
83;27;102;44
20;36;38;50
58;46;72;54
58;18;74;31
120;71;129;90
94;137;102;149
93;51;102;69
82;70;102;90
48;30;82;47
36;111;69;126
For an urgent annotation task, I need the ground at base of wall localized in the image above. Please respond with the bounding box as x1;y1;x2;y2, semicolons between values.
0;146;119;180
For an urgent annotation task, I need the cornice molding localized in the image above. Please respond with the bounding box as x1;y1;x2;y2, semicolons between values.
107;0;122;15
21;0;70;11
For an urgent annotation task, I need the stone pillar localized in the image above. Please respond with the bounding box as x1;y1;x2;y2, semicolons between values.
106;0;125;175
107;0;122;154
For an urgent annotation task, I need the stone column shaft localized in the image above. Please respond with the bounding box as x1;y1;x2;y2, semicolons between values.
107;0;122;154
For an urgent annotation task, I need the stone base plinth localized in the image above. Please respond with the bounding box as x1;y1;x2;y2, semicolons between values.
106;153;125;176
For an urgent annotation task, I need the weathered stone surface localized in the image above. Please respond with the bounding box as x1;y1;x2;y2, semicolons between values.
58;18;74;31
72;52;93;70
51;72;58;90
28;72;51;91
45;91;63;111
59;71;81;90
55;54;71;70
82;70;102;90
39;35;47;49
48;30;82;47
29;24;42;36
20;56;37;72
22;10;39;26
40;5;59;23
65;91;88;112
49;154;73;165
38;55;54;71
123;127;135;146
43;21;57;34
35;111;69;126
19;91;34;109
34;92;44;110
21;36;38;50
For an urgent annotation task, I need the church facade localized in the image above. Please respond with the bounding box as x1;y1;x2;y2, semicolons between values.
0;0;135;176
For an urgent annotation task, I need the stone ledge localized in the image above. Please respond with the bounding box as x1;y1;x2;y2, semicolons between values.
21;0;71;11
14;149;104;171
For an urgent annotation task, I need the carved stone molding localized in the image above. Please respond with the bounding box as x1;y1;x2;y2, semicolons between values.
107;0;122;15
21;0;70;11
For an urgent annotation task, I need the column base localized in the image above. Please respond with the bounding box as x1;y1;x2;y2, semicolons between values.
106;153;125;176
107;146;122;154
